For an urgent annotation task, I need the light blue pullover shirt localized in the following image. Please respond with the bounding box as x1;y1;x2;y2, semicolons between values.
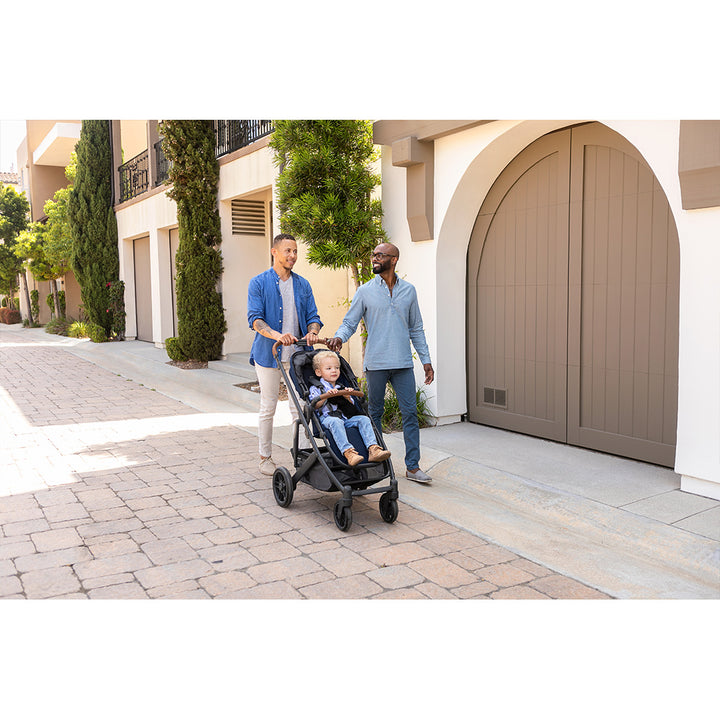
334;275;431;372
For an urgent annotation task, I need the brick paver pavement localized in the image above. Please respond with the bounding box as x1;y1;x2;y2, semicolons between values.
0;333;611;599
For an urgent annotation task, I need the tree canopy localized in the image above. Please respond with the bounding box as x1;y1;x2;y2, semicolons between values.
269;120;386;290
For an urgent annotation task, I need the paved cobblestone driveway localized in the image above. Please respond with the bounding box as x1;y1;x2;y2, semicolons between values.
0;334;610;599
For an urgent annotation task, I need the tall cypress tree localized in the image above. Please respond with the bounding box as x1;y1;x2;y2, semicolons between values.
67;120;119;332
160;120;226;361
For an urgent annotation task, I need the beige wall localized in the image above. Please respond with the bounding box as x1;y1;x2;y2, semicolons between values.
119;120;147;163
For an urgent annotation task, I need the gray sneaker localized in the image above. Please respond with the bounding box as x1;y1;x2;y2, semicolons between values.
406;468;432;484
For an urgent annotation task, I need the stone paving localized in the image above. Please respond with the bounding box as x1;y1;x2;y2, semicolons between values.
0;332;611;599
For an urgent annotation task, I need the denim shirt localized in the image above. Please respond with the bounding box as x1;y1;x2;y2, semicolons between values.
247;268;322;369
334;275;431;371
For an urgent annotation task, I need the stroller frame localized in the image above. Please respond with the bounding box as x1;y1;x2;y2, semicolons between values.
270;338;399;531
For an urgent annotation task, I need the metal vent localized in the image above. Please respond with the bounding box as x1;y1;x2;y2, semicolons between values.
232;199;266;236
483;387;507;408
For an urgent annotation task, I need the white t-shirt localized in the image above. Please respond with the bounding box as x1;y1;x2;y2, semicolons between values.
279;275;300;362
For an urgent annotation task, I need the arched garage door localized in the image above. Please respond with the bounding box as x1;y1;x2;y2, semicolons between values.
467;123;679;466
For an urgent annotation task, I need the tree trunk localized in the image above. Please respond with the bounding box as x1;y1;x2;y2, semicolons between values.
51;278;60;319
20;271;32;322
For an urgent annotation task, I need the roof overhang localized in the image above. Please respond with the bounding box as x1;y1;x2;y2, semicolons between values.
33;122;81;166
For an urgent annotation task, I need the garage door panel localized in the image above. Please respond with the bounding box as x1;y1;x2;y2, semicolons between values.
469;123;679;467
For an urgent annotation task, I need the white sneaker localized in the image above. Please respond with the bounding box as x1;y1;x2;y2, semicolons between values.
406;468;432;484
259;457;276;476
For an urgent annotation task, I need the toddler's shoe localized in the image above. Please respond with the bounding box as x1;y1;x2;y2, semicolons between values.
343;448;364;466
367;444;391;463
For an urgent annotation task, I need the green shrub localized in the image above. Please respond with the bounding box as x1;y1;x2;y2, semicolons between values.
46;292;55;317
87;323;107;343
30;289;39;323
359;378;435;433
68;321;90;338
165;336;188;362
45;317;73;335
58;290;66;318
106;280;125;340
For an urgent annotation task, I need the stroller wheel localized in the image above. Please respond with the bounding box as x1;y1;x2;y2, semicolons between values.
333;501;352;531
272;467;294;508
379;492;399;524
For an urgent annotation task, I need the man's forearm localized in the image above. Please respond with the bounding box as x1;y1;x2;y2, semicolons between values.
253;319;278;340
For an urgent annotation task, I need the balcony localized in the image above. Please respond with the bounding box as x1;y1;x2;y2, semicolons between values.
214;120;273;157
118;150;149;202
118;121;274;203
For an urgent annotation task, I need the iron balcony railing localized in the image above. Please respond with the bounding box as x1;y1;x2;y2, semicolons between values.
118;150;149;202
154;140;170;186
215;120;274;157
120;121;274;200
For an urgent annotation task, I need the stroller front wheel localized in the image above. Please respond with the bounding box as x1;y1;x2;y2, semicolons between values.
272;467;294;508
333;501;352;531
379;493;399;523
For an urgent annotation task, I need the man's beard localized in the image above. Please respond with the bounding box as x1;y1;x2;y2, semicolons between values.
372;260;391;274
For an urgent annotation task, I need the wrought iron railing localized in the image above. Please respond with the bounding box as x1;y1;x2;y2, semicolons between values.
118;150;149;202
215;120;274;157
154;140;170;186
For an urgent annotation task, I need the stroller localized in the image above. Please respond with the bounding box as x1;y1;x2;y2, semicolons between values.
270;337;399;531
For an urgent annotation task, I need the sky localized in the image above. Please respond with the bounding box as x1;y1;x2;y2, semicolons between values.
0;120;26;173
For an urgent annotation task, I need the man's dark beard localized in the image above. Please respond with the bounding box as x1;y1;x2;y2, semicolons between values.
372;260;391;274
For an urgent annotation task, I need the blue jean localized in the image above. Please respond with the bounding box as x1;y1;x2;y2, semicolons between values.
365;368;419;471
319;414;378;454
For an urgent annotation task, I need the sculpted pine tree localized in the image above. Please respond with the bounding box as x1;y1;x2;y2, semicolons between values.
67;120;119;334
160;120;226;362
269;120;386;292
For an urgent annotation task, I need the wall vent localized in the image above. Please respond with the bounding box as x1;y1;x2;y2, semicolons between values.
232;199;266;236
483;387;507;408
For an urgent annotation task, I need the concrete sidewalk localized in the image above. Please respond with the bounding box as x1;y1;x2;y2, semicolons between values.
3;325;719;598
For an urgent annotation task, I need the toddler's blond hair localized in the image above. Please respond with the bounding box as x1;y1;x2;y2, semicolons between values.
312;350;339;371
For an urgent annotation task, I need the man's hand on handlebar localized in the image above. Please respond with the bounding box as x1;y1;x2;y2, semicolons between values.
327;337;343;352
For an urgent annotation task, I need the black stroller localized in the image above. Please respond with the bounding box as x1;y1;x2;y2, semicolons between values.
270;338;399;531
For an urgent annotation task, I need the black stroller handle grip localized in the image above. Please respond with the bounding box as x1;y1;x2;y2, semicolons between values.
272;335;330;359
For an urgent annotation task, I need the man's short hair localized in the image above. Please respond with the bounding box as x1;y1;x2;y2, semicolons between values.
312;350;339;371
273;233;296;248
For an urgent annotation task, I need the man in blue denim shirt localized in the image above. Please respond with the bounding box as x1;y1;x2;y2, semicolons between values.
328;242;435;484
248;234;322;475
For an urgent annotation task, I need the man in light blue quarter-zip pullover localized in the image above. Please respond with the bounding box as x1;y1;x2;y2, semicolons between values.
328;242;435;484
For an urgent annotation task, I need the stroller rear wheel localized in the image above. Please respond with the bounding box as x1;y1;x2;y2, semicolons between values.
379;492;399;523
333;501;352;531
272;467;294;508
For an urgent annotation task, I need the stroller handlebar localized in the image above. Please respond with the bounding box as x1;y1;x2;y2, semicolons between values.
271;335;330;359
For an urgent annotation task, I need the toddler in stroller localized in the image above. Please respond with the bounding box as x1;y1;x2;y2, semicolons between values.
308;350;391;467
270;338;399;531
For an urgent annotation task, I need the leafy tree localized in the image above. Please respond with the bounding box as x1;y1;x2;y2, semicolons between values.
269;120;386;292
67;121;119;333
0;183;29;309
159;120;226;362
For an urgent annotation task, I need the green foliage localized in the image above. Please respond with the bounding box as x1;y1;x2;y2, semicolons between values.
67;121;119;333
164;336;188;362
106;280;125;340
0;183;29;301
30;289;39;323
359;378;435;433
45;317;74;335
67;320;90;338
58;290;66;318
269;120;386;289
87;322;107;343
160;120;226;362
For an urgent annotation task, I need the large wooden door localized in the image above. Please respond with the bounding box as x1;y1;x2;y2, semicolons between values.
467;123;679;466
